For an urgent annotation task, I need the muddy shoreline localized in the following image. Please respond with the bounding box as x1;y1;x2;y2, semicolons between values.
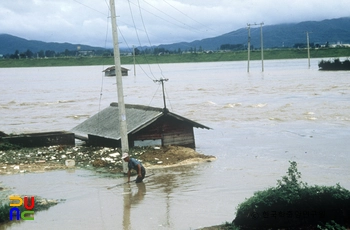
0;145;220;228
0;145;216;175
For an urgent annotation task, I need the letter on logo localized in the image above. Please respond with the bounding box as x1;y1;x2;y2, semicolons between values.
21;211;35;220
9;196;23;207
9;207;20;221
24;196;35;210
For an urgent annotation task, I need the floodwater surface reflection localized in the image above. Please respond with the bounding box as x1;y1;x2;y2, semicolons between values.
123;182;146;229
1;60;350;229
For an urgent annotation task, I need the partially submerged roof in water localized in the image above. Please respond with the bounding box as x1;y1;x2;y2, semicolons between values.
71;103;210;140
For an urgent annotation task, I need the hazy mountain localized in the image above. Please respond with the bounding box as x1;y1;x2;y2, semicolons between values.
1;17;350;55
0;34;106;55
157;17;350;51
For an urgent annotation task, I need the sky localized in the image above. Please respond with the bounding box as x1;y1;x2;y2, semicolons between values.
1;0;349;49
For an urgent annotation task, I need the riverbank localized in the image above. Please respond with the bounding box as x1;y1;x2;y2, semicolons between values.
1;47;350;68
0;145;216;175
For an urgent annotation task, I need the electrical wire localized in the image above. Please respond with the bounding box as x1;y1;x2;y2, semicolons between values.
136;0;166;79
126;0;158;81
73;0;108;16
163;0;217;34
117;28;156;81
96;2;113;133
163;81;173;112
136;0;203;33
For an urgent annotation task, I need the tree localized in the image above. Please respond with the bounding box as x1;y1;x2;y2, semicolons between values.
64;49;70;57
134;48;140;55
38;50;45;58
45;50;55;58
9;50;20;59
25;49;34;58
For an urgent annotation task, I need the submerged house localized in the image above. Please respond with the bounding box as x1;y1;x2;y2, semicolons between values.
103;66;129;76
71;103;210;149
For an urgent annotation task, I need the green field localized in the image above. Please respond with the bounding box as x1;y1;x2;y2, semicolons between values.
1;47;350;68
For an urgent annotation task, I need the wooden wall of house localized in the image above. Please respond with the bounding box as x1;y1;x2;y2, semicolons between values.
131;116;196;148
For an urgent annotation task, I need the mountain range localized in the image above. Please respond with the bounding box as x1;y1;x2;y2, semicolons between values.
157;17;350;51
1;17;350;55
0;34;105;55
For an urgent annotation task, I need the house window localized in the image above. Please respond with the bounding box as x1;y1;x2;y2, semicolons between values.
134;139;162;147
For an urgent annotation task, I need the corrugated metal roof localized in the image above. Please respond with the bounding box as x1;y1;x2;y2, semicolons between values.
71;103;210;140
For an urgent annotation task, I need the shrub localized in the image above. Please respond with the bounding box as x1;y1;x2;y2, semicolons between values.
0;141;21;151
232;161;350;229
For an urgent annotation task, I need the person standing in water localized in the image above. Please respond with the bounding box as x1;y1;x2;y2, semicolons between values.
122;153;146;183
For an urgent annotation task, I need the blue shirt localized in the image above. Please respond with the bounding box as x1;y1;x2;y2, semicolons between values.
128;158;143;171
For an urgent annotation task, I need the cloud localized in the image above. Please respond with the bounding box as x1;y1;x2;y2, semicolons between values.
0;0;349;49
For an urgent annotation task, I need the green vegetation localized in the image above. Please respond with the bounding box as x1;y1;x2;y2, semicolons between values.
1;48;350;68
0;141;21;151
227;161;350;229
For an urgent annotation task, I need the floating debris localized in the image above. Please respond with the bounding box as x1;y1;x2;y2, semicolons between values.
0;145;216;174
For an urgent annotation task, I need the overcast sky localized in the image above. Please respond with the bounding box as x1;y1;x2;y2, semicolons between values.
1;0;349;49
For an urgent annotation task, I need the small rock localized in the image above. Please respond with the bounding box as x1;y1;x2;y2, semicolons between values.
104;157;113;162
109;152;120;157
36;160;46;163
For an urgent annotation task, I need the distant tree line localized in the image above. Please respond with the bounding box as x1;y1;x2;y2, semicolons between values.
133;46;206;55
293;42;329;49
3;41;337;60
3;49;112;59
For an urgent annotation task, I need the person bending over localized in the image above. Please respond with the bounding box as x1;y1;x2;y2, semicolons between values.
122;153;146;183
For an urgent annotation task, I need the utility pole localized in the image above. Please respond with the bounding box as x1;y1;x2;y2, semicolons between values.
306;31;311;69
110;0;129;173
247;23;251;73
247;23;264;72
154;78;169;112
260;22;264;72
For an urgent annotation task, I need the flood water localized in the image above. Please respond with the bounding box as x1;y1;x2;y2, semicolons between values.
0;59;350;229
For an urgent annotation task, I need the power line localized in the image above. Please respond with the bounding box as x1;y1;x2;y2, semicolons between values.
72;0;107;16
163;0;217;34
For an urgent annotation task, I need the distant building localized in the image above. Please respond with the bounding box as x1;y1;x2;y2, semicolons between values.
103;66;129;77
78;50;94;56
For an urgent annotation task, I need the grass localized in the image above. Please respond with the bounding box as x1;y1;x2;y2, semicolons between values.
1;48;350;68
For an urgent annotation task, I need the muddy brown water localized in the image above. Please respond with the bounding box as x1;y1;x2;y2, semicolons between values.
1;60;350;229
